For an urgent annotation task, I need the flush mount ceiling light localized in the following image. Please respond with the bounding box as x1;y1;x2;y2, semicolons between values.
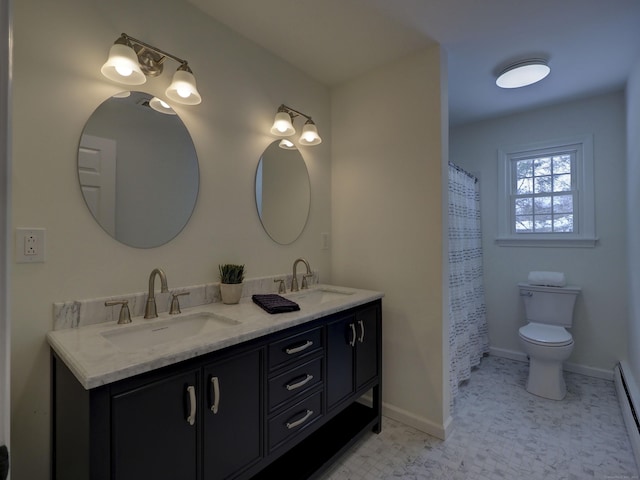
101;33;202;105
496;59;550;89
270;104;322;146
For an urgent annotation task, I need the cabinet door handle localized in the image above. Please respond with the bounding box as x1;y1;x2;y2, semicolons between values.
285;374;314;391
210;376;220;414
285;340;313;355
349;323;356;347
186;385;196;426
358;320;365;343
286;409;314;429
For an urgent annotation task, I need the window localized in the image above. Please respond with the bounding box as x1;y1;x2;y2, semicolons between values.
497;135;596;247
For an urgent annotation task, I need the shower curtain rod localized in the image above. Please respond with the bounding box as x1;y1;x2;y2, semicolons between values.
449;161;478;183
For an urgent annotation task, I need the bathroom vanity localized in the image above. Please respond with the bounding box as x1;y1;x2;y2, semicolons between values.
49;285;382;480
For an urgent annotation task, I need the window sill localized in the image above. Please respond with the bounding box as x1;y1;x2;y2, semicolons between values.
495;236;598;248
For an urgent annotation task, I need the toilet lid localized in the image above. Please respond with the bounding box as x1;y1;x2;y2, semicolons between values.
519;322;573;347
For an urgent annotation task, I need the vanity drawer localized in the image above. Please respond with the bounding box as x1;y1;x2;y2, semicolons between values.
268;327;323;371
268;390;323;452
268;357;323;411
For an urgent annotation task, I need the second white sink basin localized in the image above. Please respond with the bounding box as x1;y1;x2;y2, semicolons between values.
288;287;354;305
101;312;240;353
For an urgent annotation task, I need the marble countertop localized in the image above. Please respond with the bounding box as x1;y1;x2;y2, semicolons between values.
47;284;383;390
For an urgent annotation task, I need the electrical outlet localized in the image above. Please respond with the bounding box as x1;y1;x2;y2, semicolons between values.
24;234;37;255
16;228;45;263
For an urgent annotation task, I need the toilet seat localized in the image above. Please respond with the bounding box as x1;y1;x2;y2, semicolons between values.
519;322;573;347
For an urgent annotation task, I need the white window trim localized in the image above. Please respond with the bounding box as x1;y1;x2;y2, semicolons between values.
496;135;597;247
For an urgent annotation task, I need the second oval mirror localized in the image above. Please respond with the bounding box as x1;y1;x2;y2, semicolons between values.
255;140;310;244
78;91;199;248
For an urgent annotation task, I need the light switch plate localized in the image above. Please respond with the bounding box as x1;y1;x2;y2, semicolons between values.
16;228;46;263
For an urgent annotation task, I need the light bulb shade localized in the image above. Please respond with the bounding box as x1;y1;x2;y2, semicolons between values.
149;97;176;115
166;68;202;105
299;121;322;146
278;139;297;150
270;111;296;136
101;43;147;85
496;60;550;88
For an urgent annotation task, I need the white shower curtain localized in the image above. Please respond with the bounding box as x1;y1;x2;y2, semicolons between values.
448;162;489;405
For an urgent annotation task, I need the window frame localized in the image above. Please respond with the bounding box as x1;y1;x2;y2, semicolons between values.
497;135;597;247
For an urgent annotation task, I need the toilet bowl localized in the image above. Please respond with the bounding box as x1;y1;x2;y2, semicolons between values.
518;283;581;400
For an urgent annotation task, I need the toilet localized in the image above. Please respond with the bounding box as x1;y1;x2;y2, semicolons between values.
518;282;581;400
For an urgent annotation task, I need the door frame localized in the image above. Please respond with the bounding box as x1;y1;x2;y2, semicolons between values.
1;0;12;458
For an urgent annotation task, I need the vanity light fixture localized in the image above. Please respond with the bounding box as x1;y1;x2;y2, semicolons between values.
270;104;322;146
149;97;176;115
278;139;297;150
496;59;550;89
101;33;202;105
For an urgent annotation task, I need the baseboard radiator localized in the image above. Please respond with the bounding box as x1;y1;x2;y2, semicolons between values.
614;363;640;470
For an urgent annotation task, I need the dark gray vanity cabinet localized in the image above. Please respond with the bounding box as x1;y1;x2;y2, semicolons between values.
327;303;380;413
202;350;262;480
110;368;200;480
52;299;382;480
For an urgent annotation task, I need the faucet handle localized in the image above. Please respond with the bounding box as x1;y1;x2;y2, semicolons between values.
105;300;132;325
301;274;313;290
170;292;190;315
274;278;286;294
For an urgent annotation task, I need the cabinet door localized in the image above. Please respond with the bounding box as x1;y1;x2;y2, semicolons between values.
326;314;356;409
111;369;200;480
355;304;380;390
203;349;262;480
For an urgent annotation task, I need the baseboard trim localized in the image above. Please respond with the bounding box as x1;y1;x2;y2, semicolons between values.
381;402;447;440
489;346;614;380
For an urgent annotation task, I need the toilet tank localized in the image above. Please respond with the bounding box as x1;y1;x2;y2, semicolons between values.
518;283;581;327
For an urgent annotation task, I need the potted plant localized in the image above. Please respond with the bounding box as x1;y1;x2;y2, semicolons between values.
218;264;245;304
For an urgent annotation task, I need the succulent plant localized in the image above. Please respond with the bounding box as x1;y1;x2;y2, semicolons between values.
218;264;245;284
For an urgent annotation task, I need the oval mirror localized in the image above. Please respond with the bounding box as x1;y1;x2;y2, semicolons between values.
78;91;199;248
255;140;310;244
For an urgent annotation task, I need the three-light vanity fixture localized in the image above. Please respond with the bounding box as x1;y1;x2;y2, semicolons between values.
101;33;202;106
270;104;322;147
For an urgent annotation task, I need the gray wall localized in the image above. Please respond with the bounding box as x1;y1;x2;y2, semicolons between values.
450;91;628;375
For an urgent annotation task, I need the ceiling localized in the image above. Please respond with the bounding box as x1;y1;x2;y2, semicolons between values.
188;0;640;126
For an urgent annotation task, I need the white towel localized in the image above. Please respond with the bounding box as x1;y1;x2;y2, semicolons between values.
527;271;567;287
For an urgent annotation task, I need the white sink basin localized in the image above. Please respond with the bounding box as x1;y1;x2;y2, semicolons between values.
288;287;354;305
101;312;239;352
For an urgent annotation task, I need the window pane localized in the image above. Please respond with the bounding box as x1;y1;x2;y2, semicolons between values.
516;177;533;194
515;215;533;232
553;195;573;214
534;215;552;232
534;196;552;214
515;197;533;215
515;159;533;179
553;214;573;232
534;158;551;176
534;175;552;193
553;174;572;192
553;155;571;174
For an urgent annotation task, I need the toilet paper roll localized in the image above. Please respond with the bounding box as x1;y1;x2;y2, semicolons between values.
527;271;566;287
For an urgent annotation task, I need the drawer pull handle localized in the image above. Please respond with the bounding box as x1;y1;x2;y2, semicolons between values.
358;320;365;343
210;376;220;414
349;323;356;347
285;340;313;355
286;409;314;429
286;374;314;391
186;385;196;426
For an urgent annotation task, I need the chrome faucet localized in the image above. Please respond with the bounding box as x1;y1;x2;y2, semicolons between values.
144;268;169;319
291;258;312;292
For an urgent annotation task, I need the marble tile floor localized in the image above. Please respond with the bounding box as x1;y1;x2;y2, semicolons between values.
320;355;639;480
